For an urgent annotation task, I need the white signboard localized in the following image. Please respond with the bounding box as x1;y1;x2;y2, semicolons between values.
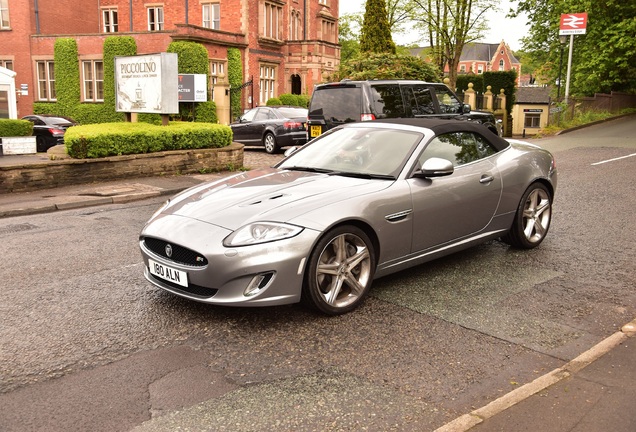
178;74;208;102
115;53;179;114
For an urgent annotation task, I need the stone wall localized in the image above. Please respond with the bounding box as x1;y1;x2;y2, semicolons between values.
0;143;244;194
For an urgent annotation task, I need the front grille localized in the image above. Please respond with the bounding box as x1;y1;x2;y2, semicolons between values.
142;237;208;267
148;273;218;298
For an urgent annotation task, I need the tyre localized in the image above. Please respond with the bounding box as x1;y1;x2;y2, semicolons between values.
263;132;279;154
36;136;47;153
302;225;376;315
502;182;552;249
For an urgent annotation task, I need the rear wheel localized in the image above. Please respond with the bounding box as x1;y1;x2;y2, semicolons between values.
502;183;552;249
36;136;47;153
263;132;279;154
302;225;376;315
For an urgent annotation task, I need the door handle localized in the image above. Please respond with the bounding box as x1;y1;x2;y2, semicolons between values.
479;174;495;184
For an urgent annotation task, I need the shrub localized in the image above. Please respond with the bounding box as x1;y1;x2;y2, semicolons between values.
0;119;33;137
278;94;299;106
64;122;232;158
266;98;282;106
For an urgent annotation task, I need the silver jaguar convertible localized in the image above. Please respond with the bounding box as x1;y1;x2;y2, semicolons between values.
139;118;557;315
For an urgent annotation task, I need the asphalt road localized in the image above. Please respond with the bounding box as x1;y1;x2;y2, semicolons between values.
1;116;635;431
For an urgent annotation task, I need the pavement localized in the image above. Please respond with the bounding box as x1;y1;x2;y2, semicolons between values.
2;148;636;432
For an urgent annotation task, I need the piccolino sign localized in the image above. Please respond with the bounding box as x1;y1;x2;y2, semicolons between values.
114;53;179;114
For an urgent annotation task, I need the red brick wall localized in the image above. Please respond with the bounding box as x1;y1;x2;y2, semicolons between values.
35;0;99;34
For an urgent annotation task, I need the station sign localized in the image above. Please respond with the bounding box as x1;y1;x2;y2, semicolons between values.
559;13;588;35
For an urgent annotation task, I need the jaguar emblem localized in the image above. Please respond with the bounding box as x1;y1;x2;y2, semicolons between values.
165;244;173;258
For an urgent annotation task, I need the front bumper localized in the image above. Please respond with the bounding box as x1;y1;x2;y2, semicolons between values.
139;214;321;306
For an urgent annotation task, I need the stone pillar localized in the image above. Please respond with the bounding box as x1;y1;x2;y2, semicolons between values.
214;73;231;125
464;82;477;110
484;85;494;111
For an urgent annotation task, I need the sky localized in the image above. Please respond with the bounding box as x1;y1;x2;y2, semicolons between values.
338;0;529;51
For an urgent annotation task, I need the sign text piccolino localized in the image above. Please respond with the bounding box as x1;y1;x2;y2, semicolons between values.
120;60;157;74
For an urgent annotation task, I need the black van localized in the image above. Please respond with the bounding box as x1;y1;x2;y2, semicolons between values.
307;80;502;138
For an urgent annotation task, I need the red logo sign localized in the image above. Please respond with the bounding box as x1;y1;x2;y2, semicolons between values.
559;13;588;35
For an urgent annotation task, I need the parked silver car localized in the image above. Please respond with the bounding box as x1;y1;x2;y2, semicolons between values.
139;118;557;315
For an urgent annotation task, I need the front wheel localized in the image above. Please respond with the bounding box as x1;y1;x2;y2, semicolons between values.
302;225;376;315
502;183;552;249
263;132;279;154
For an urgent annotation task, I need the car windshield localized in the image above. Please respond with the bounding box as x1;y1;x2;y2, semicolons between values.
43;116;73;126
277;107;308;118
277;126;423;178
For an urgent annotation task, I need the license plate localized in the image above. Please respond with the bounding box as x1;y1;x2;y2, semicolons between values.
310;125;322;137
149;259;188;287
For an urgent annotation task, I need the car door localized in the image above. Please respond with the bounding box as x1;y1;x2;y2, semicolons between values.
407;131;502;252
231;108;257;143
239;108;273;144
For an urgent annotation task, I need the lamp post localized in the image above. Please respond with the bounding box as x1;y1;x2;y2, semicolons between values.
556;35;567;101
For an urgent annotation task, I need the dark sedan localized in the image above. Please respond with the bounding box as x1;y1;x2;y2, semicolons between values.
230;106;308;154
22;115;78;152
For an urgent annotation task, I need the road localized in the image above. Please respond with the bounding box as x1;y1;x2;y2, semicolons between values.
1;116;635;431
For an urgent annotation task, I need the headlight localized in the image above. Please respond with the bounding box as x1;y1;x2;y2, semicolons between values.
223;222;304;247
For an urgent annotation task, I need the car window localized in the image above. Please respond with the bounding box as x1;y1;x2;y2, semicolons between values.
254;109;271;121
420;132;493;167
241;109;257;122
432;87;463;114
403;86;435;116
370;84;405;118
309;87;361;122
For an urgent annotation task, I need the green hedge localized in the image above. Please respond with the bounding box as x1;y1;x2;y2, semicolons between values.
274;93;309;107
64;122;233;158
0;119;33;137
266;98;282;106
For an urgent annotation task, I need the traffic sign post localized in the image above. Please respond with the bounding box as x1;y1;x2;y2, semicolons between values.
559;13;588;104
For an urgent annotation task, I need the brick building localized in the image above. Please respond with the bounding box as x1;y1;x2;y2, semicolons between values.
0;0;341;123
410;40;521;84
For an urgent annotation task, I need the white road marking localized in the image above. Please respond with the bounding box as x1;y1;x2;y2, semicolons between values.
591;153;636;166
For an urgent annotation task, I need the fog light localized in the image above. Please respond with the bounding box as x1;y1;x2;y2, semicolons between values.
244;272;274;297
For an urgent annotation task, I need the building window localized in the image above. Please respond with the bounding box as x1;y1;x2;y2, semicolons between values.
82;60;104;102
322;19;336;43
0;59;13;70
202;3;220;30
102;8;118;32
36;60;56;101
477;64;484;74
263;2;282;40
0;0;9;29
290;10;301;40
499;59;504;70
259;64;276;104
459;64;466;73
147;6;164;31
209;60;225;102
524;113;541;128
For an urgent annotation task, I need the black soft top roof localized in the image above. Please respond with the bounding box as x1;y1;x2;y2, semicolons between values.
371;117;510;152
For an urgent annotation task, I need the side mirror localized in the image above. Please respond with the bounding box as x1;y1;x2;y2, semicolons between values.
414;157;454;178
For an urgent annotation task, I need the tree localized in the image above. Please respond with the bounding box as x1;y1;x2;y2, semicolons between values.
334;52;441;81
409;0;496;88
513;0;636;96
360;0;397;54
339;13;361;61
